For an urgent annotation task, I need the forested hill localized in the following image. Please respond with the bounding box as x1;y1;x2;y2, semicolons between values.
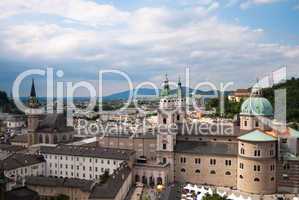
0;90;22;113
0;90;10;112
262;77;299;123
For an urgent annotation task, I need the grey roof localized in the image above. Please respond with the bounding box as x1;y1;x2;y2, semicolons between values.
37;113;74;133
0;144;25;152
100;131;156;139
89;165;131;199
5;186;39;200
4;114;25;122
26;176;94;192
177;123;245;137
0;153;45;171
40;145;135;160
175;141;238;156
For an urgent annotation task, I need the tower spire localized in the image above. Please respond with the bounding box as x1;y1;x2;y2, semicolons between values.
30;78;36;98
28;78;39;108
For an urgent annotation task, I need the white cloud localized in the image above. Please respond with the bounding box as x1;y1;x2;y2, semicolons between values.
0;0;298;94
240;0;282;9
0;0;130;26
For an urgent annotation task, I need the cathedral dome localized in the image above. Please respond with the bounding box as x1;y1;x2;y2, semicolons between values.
241;97;273;116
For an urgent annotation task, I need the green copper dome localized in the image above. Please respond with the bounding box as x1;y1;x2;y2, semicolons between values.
241;97;273;116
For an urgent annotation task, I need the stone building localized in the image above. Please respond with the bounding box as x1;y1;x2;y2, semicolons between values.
26;163;132;200
94;76;299;195
25;79;76;146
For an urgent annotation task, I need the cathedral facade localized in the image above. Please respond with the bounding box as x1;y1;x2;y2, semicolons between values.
96;76;299;195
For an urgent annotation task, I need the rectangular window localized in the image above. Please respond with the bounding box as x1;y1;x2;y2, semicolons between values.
225;160;232;166
163;143;167;150
195;158;201;164
254;150;261;157
254;165;260;171
240;163;244;169
180;157;186;163
210;159;216;165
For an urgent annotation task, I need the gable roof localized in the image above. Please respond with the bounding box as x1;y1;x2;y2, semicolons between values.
238;129;277;142
89;165;131;199
175;141;238;156
1;153;45;171
37;113;74;133
26;176;94;193
40;145;135;160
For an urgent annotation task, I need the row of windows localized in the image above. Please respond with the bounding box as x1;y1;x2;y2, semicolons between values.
180;157;232;166
161;99;185;103
239;175;275;182
8;165;40;176
239;163;275;171
240;148;274;156
243;120;259;127
49;169;109;178
180;169;231;175
46;155;115;164
184;137;233;142
49;161;116;172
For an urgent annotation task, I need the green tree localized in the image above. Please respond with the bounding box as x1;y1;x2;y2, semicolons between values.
202;193;228;200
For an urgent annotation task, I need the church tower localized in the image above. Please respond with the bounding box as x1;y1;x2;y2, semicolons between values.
26;79;41;146
157;75;186;183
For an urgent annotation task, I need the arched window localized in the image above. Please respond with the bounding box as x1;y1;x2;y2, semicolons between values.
135;175;140;182
254;178;260;182
225;171;231;176
195;169;200;174
39;135;43;143
181;168;186;172
177;115;180;121
163;118;167;124
210;170;216;174
45;135;49;144
239;175;243;179
240;148;245;155
157;177;163;185
53;135;58;144
254;150;261;156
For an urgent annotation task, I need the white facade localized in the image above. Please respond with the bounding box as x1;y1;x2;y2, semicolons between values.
4;162;46;179
43;153;125;180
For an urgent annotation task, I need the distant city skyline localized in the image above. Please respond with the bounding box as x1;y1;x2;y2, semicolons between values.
0;0;298;96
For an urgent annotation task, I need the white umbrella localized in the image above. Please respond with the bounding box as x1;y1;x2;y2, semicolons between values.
228;193;237;200
207;188;213;195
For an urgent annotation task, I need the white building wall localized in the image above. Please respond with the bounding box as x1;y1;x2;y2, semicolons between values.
4;162;46;180
44;153;124;180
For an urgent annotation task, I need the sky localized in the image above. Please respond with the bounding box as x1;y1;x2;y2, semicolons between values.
0;0;298;97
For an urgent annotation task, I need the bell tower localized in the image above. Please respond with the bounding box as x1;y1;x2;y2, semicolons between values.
157;75;186;183
26;79;41;146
